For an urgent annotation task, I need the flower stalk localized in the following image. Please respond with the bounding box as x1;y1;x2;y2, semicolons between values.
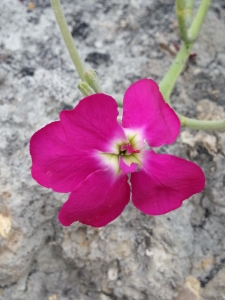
159;0;223;131
160;0;211;102
178;114;225;130
159;41;193;105
175;0;190;43
50;0;85;80
185;0;194;27
188;0;211;41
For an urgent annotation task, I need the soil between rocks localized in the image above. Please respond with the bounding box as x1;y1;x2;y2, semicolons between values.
0;0;225;299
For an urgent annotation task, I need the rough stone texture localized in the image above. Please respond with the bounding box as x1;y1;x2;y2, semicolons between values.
0;0;225;299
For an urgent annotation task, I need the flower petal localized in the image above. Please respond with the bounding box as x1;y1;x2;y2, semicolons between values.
131;150;205;215
119;156;138;174
122;79;180;147
30;121;104;193
58;170;130;227
60;94;127;153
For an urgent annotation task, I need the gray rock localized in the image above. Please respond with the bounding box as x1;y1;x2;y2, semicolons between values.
0;0;225;299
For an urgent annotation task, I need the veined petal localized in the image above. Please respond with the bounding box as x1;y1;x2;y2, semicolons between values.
30;121;104;193
58;170;130;227
122;79;180;147
60;94;127;153
131;150;205;215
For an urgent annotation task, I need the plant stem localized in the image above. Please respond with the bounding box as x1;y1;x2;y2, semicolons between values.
159;0;219;130
178;114;225;130
159;41;193;104
188;0;211;41
159;0;211;104
50;0;85;80
175;0;190;42
185;0;194;27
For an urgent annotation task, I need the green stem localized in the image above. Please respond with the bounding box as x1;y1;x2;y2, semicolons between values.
178;114;225;130
159;42;193;104
175;0;190;42
188;0;211;41
185;0;194;27
50;0;85;80
159;0;218;130
159;0;211;104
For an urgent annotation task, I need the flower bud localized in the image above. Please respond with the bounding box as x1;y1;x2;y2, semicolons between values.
78;81;95;96
84;69;101;93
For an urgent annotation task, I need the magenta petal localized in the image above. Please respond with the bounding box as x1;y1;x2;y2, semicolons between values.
131;150;205;215
30;121;103;193
119;156;137;174
58;170;130;227
60;94;126;152
122;79;180;147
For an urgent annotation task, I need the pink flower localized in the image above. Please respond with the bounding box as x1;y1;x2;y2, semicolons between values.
30;79;205;227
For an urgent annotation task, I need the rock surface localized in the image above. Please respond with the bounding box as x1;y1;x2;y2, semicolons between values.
0;0;225;299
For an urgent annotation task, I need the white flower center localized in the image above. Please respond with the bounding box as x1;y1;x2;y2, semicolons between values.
98;130;144;174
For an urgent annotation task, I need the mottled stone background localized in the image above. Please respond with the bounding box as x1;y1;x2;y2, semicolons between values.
0;0;225;299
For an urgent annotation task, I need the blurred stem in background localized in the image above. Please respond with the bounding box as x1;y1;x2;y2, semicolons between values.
50;0;101;95
50;0;85;80
159;0;225;130
159;0;211;103
175;0;195;42
185;0;194;27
